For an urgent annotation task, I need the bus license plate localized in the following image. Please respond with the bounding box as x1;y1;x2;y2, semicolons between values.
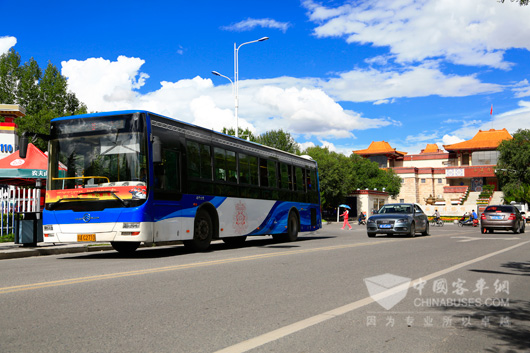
77;234;96;242
379;224;392;229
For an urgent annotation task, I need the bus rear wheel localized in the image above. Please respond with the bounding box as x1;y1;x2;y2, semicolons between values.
184;209;213;251
285;212;299;242
111;241;140;254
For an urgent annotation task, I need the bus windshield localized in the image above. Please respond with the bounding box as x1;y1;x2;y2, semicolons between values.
46;113;148;210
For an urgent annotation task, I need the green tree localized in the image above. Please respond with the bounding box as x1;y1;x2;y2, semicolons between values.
0;49;21;104
500;0;528;5
221;127;258;142
304;146;354;208
256;129;300;154
496;128;530;205
0;49;87;151
17;58;42;114
349;154;402;197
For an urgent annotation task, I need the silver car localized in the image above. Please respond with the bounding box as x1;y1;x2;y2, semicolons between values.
366;203;429;238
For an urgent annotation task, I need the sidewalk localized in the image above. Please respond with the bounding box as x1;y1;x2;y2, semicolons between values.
0;241;114;260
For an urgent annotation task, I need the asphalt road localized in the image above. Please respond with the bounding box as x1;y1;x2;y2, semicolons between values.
1;222;529;353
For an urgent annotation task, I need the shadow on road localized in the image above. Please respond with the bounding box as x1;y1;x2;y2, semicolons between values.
437;260;530;352
59;235;336;260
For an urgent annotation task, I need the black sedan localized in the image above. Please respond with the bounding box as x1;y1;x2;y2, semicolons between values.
366;203;429;238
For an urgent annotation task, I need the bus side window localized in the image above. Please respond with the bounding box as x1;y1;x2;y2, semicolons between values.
249;155;258;185
294;166;304;192
280;163;289;189
186;141;200;178
239;153;249;184
214;147;226;181
267;160;277;188
226;150;237;183
259;158;269;187
164;149;180;192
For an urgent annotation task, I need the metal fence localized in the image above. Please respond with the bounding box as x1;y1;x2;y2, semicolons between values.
1;186;41;236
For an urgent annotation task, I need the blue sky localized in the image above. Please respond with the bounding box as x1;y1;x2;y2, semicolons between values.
2;0;530;154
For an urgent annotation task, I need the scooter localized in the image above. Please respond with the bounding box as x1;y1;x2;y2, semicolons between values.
458;216;479;227
358;219;366;226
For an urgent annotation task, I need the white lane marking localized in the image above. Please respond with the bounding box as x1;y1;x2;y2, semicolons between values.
215;240;530;353
452;236;520;242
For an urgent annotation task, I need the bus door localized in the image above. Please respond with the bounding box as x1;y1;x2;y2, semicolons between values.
152;149;183;241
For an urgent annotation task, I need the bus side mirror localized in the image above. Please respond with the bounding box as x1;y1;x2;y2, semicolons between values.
152;136;162;163
19;134;29;159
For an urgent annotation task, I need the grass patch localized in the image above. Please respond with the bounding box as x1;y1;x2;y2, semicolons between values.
0;234;15;243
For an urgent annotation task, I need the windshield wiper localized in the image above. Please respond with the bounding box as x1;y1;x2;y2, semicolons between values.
48;197;99;210
78;190;128;207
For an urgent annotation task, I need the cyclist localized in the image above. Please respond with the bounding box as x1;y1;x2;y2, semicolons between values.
433;209;441;223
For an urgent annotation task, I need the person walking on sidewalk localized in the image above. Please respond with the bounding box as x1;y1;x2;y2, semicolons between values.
340;208;352;230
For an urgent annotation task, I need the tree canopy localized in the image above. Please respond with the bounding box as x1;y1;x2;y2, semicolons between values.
496;128;530;205
222;127;300;154
499;0;529;5
0;49;87;151
303;146;402;209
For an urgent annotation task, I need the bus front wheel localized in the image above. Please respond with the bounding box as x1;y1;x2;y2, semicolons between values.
184;209;213;251
111;241;140;254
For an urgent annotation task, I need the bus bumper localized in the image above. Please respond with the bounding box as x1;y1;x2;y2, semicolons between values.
42;222;153;243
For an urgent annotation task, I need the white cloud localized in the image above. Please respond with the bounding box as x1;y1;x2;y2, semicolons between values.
442;134;465;145
222;18;291;33
254;85;392;138
321;63;502;102
322;140;354;156
61;56;149;111
59;54;515;145
487;100;530;134
513;79;530;98
299;141;316;152
60;56;391;139
440;100;530;144
304;0;530;69
0;36;16;54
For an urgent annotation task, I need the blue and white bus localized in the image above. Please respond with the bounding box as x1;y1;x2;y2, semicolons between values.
39;111;321;253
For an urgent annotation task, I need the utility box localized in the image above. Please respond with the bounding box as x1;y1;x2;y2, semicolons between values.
15;212;43;246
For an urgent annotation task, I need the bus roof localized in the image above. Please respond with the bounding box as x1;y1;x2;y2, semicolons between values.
52;110;317;167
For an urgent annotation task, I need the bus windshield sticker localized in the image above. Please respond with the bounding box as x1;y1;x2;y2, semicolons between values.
46;185;147;203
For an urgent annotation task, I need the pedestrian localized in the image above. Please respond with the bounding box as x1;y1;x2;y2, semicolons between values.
340;208;352;230
358;211;366;225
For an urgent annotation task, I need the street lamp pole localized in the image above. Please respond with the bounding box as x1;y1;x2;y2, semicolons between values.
213;36;269;138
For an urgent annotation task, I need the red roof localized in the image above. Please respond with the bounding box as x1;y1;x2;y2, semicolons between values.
443;129;512;152
0;143;49;170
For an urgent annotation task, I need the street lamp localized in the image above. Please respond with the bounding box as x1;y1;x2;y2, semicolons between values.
212;36;269;138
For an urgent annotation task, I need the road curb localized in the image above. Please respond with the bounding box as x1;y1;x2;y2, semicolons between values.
0;244;114;260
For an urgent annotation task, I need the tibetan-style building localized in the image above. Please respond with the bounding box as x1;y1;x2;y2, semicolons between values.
353;141;407;168
352;129;513;216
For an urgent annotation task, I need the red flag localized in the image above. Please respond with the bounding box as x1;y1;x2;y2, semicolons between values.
490;104;493;115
